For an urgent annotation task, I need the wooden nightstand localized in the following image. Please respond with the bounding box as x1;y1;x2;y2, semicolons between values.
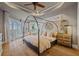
57;33;72;47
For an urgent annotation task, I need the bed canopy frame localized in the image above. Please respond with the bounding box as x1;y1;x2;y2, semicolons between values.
23;15;59;55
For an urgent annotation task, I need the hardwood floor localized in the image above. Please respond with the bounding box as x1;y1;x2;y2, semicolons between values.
2;39;79;56
2;39;38;56
42;45;79;56
2;43;9;56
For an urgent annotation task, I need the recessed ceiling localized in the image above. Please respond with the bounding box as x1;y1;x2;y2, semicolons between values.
0;2;77;21
13;2;58;11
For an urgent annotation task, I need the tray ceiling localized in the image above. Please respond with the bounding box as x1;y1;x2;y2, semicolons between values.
13;2;58;11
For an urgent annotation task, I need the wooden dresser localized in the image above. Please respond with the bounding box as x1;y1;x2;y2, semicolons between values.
57;33;72;47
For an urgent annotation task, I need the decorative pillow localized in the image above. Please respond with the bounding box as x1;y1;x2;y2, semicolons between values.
53;32;58;37
28;32;31;35
48;32;52;37
49;32;57;37
44;32;47;36
42;32;47;36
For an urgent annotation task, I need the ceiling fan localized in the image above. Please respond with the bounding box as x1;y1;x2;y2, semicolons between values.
24;2;45;10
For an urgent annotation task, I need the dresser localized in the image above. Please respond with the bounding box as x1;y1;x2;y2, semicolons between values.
57;33;72;47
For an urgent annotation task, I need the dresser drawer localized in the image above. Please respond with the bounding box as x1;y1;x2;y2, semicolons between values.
63;38;71;42
57;40;63;44
57;39;71;47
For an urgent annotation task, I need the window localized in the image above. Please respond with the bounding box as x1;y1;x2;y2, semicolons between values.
8;17;23;41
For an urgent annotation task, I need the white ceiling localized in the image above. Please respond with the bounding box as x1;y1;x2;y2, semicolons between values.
0;2;77;21
13;2;58;11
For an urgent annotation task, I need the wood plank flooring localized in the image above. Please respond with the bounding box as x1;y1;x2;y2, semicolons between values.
42;45;79;56
2;39;38;56
2;39;79;56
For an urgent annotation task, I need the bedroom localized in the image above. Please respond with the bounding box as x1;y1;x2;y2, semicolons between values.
0;2;79;56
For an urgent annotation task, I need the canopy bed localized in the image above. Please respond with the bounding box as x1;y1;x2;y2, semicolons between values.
23;15;58;55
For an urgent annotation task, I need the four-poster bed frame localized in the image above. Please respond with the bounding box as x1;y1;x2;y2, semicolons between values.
23;15;59;55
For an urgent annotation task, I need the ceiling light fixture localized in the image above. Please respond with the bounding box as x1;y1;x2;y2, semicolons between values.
32;11;44;16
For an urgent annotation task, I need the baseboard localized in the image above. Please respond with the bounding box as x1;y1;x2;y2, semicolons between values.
72;44;79;49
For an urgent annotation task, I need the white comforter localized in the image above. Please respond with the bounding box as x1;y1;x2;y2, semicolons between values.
24;35;56;53
41;36;56;42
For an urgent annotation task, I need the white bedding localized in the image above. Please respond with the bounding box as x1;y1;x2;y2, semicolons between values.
24;35;56;53
41;36;56;42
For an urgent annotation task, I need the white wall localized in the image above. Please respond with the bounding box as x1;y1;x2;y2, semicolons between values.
0;10;3;56
0;10;3;33
46;3;77;46
60;4;77;45
77;3;79;48
0;10;8;43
